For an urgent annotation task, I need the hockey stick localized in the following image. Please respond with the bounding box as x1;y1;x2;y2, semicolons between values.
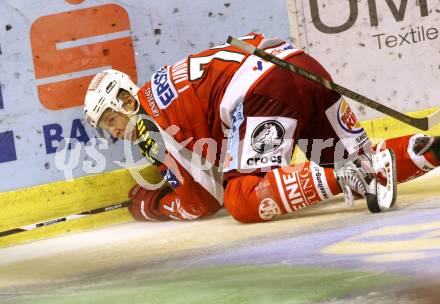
227;36;440;131
0;201;132;238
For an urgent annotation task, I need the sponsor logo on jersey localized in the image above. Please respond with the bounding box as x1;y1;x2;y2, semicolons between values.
151;66;177;109
161;168;181;188
144;87;160;117
325;98;369;155
337;99;364;134
223;103;244;172
246;155;283;166
251;120;285;154
241;117;297;171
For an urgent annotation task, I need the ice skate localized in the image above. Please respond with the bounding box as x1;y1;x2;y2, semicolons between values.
414;135;440;164
335;149;397;213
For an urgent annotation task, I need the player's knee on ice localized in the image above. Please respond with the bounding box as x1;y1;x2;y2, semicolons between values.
224;175;271;223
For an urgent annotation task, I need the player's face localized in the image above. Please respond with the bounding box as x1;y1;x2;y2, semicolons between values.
98;108;136;142
97;90;138;142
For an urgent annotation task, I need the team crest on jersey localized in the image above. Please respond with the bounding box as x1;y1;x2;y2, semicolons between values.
259;198;281;220
337;99;364;134
151;66;177;109
251;120;285;154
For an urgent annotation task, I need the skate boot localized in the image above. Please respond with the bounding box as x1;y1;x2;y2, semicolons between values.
413;135;440;165
429;136;440;164
335;149;397;213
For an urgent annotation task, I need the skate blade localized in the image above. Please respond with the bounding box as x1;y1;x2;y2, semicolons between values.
371;149;398;212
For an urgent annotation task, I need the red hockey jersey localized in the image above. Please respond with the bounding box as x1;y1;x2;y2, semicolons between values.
136;33;304;211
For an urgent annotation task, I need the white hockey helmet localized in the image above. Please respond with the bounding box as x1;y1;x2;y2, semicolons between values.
84;69;140;128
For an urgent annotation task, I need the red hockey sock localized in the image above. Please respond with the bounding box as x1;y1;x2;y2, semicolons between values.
264;162;340;213
224;162;341;223
376;134;438;183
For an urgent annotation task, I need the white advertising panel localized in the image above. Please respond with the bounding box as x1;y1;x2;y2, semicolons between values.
294;0;440;120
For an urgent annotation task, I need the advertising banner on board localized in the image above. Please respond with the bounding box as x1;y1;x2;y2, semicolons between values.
0;0;291;192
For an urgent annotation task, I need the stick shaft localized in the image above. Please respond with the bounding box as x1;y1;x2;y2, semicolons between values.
227;36;433;131
0;201;131;238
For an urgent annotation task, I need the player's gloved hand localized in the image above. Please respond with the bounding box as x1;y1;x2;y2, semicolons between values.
128;184;171;221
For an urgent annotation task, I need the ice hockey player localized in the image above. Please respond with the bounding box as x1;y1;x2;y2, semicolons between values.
84;33;440;223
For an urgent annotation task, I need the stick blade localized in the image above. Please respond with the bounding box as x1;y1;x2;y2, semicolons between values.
428;108;440;130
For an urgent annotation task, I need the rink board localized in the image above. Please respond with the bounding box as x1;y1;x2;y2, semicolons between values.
1;109;440;248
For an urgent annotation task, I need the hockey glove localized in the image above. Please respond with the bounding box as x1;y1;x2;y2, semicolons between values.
128;184;172;221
